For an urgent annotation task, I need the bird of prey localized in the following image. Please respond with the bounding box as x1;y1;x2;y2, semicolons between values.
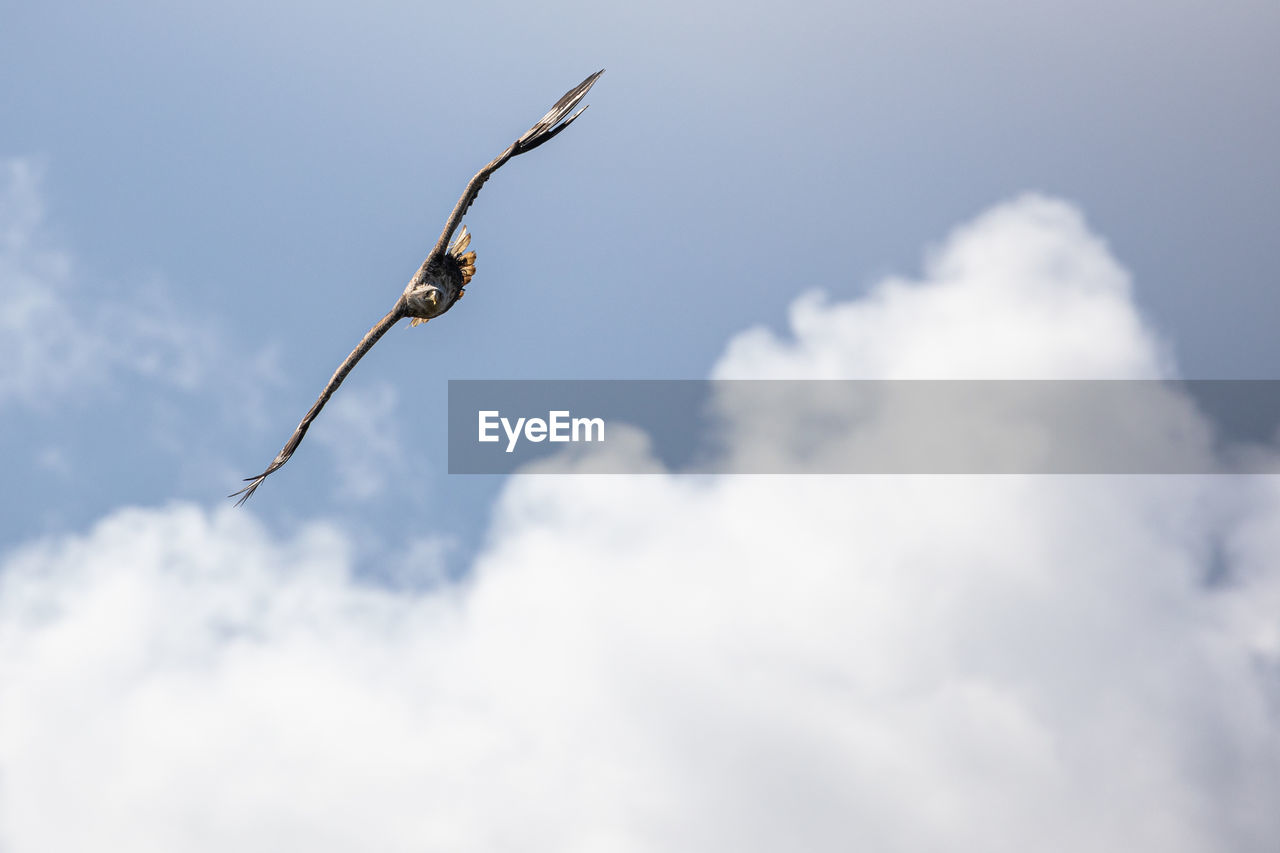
231;70;603;505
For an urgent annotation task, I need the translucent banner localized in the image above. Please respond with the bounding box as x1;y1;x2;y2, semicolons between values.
447;380;1280;475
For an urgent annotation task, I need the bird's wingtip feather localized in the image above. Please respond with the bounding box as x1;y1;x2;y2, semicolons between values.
515;70;604;152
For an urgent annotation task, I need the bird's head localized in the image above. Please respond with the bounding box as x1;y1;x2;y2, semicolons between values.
422;287;444;313
402;276;453;323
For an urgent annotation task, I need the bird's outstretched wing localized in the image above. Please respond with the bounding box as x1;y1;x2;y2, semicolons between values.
230;303;405;505
428;69;604;261
233;70;602;505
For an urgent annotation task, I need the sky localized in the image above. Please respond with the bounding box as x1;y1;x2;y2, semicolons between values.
2;1;1279;850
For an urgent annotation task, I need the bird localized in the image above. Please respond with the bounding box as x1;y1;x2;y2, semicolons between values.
231;70;603;505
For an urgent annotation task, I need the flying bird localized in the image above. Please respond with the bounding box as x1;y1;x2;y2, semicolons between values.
231;70;603;504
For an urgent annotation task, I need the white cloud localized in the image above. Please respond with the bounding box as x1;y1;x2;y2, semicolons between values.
704;196;1212;476
1;195;1278;852
0;157;231;408
715;194;1175;380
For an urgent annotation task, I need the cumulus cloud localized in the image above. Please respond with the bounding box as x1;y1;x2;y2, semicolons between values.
715;194;1174;380
708;196;1209;475
1;195;1278;852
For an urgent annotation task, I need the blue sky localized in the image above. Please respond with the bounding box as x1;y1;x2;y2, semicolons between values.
2;1;1280;849
3;0;1278;549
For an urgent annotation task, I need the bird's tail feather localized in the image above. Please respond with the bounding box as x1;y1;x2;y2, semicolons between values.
450;226;477;286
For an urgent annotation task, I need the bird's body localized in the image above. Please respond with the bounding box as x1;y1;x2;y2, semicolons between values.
404;227;475;325
231;70;603;504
